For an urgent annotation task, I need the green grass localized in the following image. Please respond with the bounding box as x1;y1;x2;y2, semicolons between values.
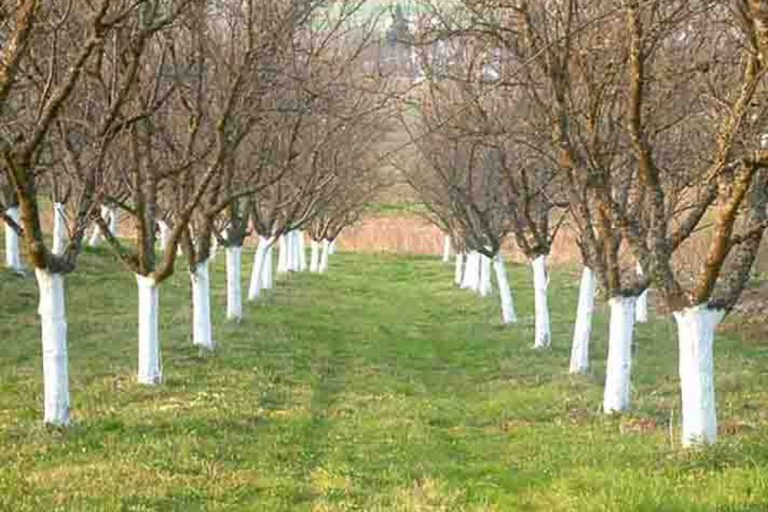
363;202;430;216
0;249;767;511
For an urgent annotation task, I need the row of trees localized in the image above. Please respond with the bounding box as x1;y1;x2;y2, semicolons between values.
401;0;768;447
1;0;391;426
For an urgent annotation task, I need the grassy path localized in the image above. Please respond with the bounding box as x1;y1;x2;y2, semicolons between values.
0;250;766;510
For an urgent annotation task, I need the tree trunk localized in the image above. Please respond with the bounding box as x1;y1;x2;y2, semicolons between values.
461;251;480;290
210;234;219;259
531;255;551;349
290;230;301;271
157;221;172;253
262;243;274;289
310;239;320;272
226;246;243;321
107;206;119;239
493;253;517;324
4;206;24;271
329;239;337;254
298;230;307;271
442;235;451;263
247;236;270;300
635;262;648;323
35;269;70;425
88;206;110;247
277;234;287;274
52;203;68;256
191;260;215;351
603;296;636;413
570;266;596;374
454;252;464;286
479;252;493;297
319;239;330;273
136;274;162;385
673;305;724;447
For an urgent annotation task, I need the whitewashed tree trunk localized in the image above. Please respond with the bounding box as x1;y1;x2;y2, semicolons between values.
493;253;517;324
52;203;68;256
88;206;110;247
290;230;301;271
248;236;269;300
310;240;320;272
190;260;215;351
4;207;24;271
454;252;464;286
442;235;451;263
479;253;493;297
603;296;636;413
262;244;274;289
298;230;307;271
531;255;551;349
136;274;162;385
461;251;479;290
329;240;337;254
107;207;119;238
635;262;648;323
570;266;597;374
157;221;172;253
277;235;287;273
319;239;330;273
35;269;70;425
226;246;243;321
674;305;724;447
210;234;219;260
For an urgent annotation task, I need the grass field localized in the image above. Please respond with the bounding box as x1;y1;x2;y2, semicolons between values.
0;249;767;510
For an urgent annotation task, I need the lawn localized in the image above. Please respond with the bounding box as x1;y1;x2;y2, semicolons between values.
0;249;766;510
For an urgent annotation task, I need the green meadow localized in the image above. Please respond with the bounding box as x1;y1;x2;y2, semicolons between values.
1;249;766;510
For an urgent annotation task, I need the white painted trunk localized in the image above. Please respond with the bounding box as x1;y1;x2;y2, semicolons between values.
310;240;320;272
157;221;172;253
454;252;464;286
674;305;724;447
461;251;480;290
226;246;243;321
107;207;119;238
277;235;287;273
569;266;597;374
88;206;110;247
603;296;636;413
329;240;337;255
319;239;330;273
52;203;68;255
210;235;219;259
635;262;648;323
493;253;517;324
479;253;493;297
290;230;301;271
5;207;24;271
442;235;451;263
298;230;307;271
35;269;70;425
262;244;274;289
136;274;162;385
247;237;269;300
531;255;551;349
190;260;215;351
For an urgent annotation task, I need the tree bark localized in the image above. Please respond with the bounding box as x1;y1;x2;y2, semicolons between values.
531;255;551;349
35;269;70;425
493;253;517;324
570;266;596;374
674;305;724;447
136;274;162;385
603;296;636;413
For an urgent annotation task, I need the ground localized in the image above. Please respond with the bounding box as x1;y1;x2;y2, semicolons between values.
0;249;767;510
